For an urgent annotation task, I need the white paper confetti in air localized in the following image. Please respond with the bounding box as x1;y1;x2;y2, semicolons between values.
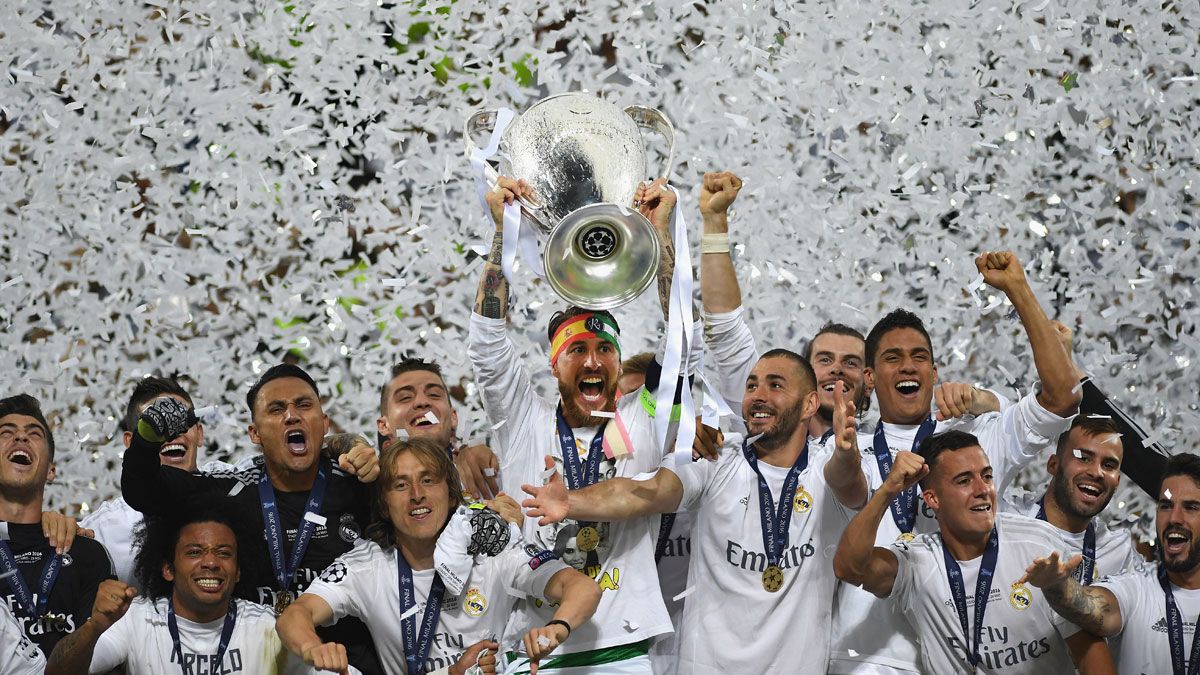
423;411;439;425
672;586;696;602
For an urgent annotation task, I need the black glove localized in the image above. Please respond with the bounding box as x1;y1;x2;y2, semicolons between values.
136;397;198;443
467;508;511;557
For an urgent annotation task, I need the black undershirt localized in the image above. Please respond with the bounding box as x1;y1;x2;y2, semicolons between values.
1;521;114;658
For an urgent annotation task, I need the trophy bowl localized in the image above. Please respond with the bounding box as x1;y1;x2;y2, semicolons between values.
466;92;675;310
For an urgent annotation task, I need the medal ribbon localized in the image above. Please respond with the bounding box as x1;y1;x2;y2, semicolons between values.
555;406;607;491
258;459;329;594
873;417;937;535
741;439;809;569
0;539;61;619
1035;497;1097;584
1159;564;1200;675
167;597;237;675
941;527;1000;668
398;554;446;675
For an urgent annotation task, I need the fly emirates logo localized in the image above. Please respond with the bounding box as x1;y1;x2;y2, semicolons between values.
944;624;1057;670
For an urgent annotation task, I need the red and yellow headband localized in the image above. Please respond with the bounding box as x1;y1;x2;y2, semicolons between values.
549;313;621;366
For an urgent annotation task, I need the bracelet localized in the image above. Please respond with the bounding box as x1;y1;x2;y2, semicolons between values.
700;233;730;254
545;619;572;639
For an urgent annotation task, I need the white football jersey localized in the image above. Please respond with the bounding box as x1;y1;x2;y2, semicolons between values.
89;597;318;675
831;393;1071;673
888;513;1080;675
670;435;852;673
303;538;569;674
1097;560;1200;675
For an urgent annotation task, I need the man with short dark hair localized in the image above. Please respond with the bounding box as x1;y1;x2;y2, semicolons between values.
82;375;235;588
0;394;115;659
829;251;1082;674
46;499;322;674
1003;415;1141;583
1021;453;1200;675
833;431;1110;674
120;363;384;674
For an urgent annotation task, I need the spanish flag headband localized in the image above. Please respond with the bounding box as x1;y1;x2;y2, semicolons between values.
549;313;622;366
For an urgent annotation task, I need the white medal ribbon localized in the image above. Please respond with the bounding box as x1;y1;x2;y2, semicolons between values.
655;186;696;459
469;108;544;283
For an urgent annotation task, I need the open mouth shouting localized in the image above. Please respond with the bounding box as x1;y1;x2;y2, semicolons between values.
895;380;921;399
1164;527;1192;558
1075;481;1105;505
285;429;307;456
6;448;34;467
160;443;187;461
577;375;607;405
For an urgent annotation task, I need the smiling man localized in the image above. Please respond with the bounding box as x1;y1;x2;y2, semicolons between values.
829;251;1082;674
1003;416;1140;584
466;176;685;673
46;499;322;674
0;394;115;659
834;431;1111;674
119;363;384;674
83;376;237;589
278;438;601;675
1021;453;1200;675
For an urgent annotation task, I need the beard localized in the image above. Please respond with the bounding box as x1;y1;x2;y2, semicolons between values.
558;381;618;428
1159;526;1200;574
1051;473;1113;521
751;398;805;451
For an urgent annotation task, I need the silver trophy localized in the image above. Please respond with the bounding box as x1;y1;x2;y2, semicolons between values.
465;92;675;310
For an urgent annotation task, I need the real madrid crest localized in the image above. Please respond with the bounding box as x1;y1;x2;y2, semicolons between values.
464;587;488;617
792;487;812;514
1009;582;1032;611
585;316;604;333
895;531;916;543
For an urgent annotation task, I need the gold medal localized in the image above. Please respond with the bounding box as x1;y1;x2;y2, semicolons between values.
761;564;784;592
896;531;916;543
576;526;600;552
274;590;295;614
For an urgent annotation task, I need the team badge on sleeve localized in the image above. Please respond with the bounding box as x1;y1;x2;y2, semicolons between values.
526;545;560;570
1009;582;1032;610
319;561;349;584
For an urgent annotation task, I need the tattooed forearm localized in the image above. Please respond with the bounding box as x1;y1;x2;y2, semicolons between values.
656;239;676;318
474;232;509;319
1043;578;1119;637
46;624;99;673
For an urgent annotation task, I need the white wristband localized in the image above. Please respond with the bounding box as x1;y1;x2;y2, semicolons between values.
700;233;730;254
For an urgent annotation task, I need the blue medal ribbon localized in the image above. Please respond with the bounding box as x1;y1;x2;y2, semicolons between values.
941;527;1000;668
258;460;329;594
873;418;937;535
1158;564;1200;675
741;439;809;569
818;427;835;445
1035;496;1097;584
398;553;446;675
167;597;237;674
555;406;607;490
0;539;61;620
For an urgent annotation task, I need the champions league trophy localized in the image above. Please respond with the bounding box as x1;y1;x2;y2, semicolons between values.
465;92;675;310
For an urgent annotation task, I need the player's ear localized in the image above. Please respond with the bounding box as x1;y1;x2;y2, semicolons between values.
921;488;939;512
162;562;175;583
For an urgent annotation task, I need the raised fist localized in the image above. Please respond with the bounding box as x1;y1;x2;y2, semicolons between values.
975;251;1029;295
136;397;197;444
699;171;743;217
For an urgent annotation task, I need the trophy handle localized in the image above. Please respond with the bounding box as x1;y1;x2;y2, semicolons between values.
625;106;676;179
464;109;551;230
